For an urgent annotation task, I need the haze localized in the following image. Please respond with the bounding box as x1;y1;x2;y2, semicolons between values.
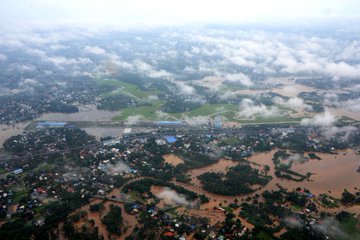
2;0;360;27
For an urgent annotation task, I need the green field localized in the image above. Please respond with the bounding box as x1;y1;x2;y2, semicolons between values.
97;79;304;124
96;79;158;99
112;100;302;124
112;100;167;121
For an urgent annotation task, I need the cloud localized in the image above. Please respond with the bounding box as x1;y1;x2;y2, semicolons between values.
183;116;209;126
224;73;254;87
312;218;348;239
301;111;337;127
281;153;308;165
0;54;7;61
22;78;39;86
125;115;144;125
11;63;35;72
325;93;360;112
325;61;360;79
84;45;106;55
173;81;196;95
49;44;70;50
285;216;304;229
147;95;159;101
273;96;312;111
47;56;91;66
340;98;360;112
301;110;356;139
322;125;357;140
105;161;131;175
156;187;192;206
238;99;282;119
133;60;173;79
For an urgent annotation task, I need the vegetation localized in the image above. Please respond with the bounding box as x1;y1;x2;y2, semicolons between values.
101;204;123;236
197;164;271;195
124;178;198;200
97;94;145;111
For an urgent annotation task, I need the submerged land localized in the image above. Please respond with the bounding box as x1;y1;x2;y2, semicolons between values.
0;23;360;240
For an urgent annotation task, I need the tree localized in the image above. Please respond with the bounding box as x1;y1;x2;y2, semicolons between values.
102;205;123;236
341;189;355;204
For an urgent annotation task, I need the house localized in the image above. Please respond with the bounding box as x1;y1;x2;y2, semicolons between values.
13;168;23;175
165;136;177;143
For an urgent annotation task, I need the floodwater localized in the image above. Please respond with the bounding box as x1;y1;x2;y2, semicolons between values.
187;158;239;187
291;150;360;196
327;107;360;121
0;122;29;147
249;149;360;197
270;84;315;98
163;154;184;166
39;104;119;121
70;191;137;240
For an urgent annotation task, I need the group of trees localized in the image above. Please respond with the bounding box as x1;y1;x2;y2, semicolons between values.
197;164;271;195
101;205;123;236
97;94;147;111
161;98;202;113
124;178;198;201
4;128;96;153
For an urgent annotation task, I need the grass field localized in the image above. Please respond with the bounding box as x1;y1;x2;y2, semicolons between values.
96;79;158;99
112;100;302;124
112;100;167;121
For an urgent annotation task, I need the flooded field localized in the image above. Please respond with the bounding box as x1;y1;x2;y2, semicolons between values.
291;150;360;196
99;148;360;237
39;105;119;121
249;149;360;197
187;158;239;187
271;84;315;98
163;154;184;166
71;196;137;240
327;107;360;121
0;122;29;147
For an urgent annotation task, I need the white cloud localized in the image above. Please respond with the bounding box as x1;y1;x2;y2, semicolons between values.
49;44;69;50
322;125;357;140
183;116;209;126
133;60;173;79
125;115;144;124
325;61;360;79
301;111;337;126
273;96;312;110
224;73;254;87
156;187;192;206
238;99;282;118
84;45;106;55
313;218;348;239
173;81;196;95
0;54;7;61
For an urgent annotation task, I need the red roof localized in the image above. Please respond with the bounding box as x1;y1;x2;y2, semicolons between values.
36;187;47;194
163;232;174;237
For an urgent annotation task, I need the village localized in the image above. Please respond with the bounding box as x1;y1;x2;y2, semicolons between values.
0;119;359;239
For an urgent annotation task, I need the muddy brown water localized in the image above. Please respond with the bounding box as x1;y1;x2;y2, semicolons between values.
0;122;29;147
163;154;185;166
68;149;359;238
39;105;119;122
249;149;360;197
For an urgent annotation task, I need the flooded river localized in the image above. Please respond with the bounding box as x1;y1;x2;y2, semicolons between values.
39;104;119;121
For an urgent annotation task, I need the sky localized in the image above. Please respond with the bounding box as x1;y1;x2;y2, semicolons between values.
1;0;360;28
